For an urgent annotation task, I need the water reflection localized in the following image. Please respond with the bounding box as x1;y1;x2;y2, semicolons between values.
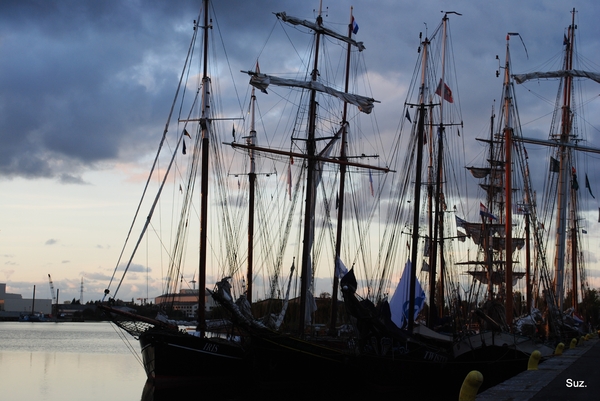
141;380;196;401
0;322;146;401
140;378;251;401
139;377;345;401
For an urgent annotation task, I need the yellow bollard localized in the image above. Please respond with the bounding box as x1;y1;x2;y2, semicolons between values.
459;370;484;401
585;334;591;341
554;342;565;356
528;350;542;370
578;336;584;346
570;338;578;349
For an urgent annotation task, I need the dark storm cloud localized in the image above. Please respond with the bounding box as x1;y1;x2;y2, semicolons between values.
0;0;335;181
0;0;598;206
0;0;202;180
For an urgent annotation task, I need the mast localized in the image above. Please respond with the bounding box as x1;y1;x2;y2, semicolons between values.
328;7;354;336
525;210;532;313
298;0;324;334
503;33;514;329
197;0;210;334
486;108;495;302
408;35;430;333
426;83;435;327
553;10;575;312
571;193;578;311
429;11;461;327
428;13;452;327
246;62;258;304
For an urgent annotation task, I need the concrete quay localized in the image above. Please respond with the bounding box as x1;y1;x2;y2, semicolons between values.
476;337;600;401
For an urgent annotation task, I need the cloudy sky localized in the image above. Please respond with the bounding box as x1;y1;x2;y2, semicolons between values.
1;0;599;304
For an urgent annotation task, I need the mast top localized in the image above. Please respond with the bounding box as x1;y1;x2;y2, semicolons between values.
275;11;365;51
442;11;462;18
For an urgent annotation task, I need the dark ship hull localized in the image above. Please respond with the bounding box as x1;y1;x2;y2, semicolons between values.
139;328;246;383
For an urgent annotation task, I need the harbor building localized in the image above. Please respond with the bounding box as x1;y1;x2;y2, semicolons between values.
154;288;217;318
0;283;52;316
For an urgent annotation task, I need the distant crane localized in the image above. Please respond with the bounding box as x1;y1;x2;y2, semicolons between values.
48;274;58;317
47;274;57;304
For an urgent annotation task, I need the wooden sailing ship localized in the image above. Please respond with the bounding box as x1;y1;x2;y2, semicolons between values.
99;4;596;399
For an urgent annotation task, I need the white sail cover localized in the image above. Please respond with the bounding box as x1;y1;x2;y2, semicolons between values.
514;70;600;85
275;12;365;52
247;72;375;114
389;260;426;329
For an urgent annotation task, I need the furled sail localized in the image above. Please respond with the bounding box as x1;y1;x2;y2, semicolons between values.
513;70;600;84
275;12;366;51
467;166;491;179
245;71;375;114
456;216;524;252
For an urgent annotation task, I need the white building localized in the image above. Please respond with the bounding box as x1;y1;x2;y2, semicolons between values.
0;283;52;315
154;289;216;318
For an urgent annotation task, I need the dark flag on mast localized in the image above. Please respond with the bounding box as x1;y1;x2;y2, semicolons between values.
550;157;560;173
183;129;190;155
585;174;595;199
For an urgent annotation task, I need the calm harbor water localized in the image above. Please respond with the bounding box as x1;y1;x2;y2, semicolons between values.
0;322;149;401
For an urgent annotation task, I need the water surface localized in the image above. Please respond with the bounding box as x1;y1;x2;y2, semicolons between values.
0;322;147;401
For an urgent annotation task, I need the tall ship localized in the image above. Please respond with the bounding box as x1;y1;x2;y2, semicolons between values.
100;3;596;399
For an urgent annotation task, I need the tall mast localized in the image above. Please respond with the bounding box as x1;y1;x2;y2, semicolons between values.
429;11;460;327
328;7;354;336
197;0;211;334
554;9;576;312
525;210;532;313
429;13;451;326
298;0;324;334
503;33;514;329
246;62;258;304
570;191;578;311
426;85;435;327
486;106;495;302
407;35;430;333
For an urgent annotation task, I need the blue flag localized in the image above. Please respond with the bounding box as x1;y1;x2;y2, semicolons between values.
389;260;425;329
352;17;359;34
